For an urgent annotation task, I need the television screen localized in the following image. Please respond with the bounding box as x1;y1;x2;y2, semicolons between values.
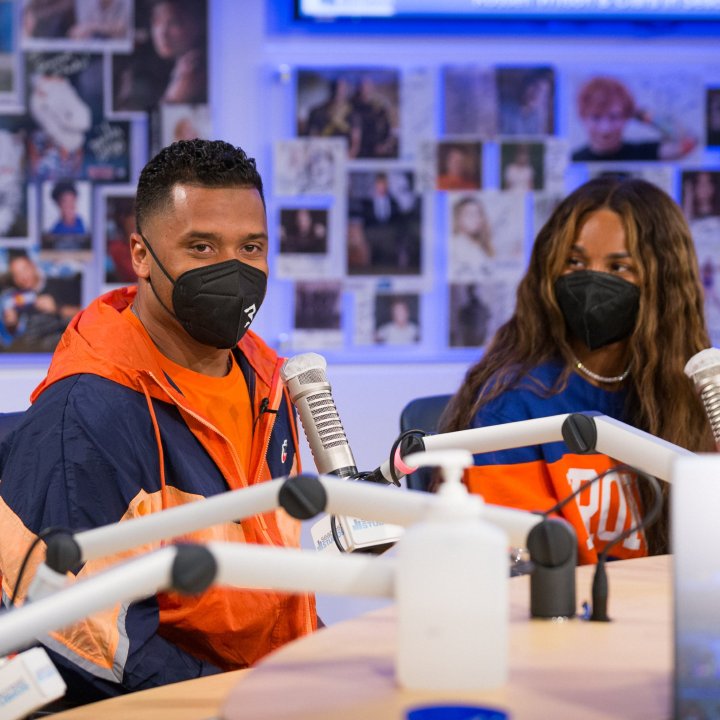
296;0;720;20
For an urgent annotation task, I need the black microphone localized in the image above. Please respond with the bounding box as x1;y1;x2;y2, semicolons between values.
684;347;720;447
280;353;358;478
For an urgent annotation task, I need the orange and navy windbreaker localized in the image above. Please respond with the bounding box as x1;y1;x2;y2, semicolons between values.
0;287;316;705
465;360;648;566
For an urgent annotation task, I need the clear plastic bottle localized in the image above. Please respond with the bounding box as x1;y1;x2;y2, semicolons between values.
395;449;508;691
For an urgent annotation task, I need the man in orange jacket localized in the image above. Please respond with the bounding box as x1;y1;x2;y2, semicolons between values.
0;139;317;706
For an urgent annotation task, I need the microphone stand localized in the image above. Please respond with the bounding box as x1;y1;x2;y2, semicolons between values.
0;543;395;658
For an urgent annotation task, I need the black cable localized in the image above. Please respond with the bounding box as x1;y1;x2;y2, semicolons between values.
328;469;392;551
388;428;427;486
590;467;662;622
326;429;427;551
8;526;71;609
541;465;629;518
541;463;662;622
329;514;346;553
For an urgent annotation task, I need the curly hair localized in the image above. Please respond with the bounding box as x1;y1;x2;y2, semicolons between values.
440;176;714;553
135;139;264;232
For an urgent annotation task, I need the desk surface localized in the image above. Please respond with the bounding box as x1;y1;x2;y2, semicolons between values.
52;669;247;720
52;556;671;720
221;555;672;720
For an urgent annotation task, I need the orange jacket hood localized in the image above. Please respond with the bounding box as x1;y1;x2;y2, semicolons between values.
32;286;278;405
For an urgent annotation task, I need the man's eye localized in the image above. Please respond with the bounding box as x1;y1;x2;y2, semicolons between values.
192;243;211;252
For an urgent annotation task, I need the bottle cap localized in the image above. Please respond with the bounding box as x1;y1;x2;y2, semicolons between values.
406;705;509;720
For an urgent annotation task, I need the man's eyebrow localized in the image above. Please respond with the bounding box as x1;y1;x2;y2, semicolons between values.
242;232;269;242
178;231;269;242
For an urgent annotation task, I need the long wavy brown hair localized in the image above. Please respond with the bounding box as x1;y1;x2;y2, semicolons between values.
440;177;714;554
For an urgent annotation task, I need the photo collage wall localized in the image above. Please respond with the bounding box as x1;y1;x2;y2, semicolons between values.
273;63;720;355
1;3;719;357
0;0;209;353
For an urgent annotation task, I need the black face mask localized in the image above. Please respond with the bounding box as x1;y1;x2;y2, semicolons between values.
554;270;640;351
140;234;267;349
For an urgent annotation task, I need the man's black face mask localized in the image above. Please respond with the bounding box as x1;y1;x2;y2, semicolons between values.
140;234;267;349
554;270;640;351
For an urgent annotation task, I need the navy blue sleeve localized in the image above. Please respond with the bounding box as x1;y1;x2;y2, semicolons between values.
0;376;221;704
471;389;546;467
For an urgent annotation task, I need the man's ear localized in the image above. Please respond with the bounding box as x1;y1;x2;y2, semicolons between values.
130;232;150;280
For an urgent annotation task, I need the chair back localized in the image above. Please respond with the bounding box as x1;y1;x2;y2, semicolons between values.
0;411;25;445
399;394;452;491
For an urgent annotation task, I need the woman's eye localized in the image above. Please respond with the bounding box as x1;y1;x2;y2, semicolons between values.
566;257;584;268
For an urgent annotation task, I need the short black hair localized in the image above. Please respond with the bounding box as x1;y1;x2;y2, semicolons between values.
135;139;265;232
51;180;78;204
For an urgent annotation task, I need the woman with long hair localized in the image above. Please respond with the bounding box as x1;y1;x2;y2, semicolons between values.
449;195;495;280
440;176;714;563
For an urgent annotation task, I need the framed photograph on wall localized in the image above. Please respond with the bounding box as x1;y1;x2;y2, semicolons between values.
500;141;543;191
436;140;482;191
99;184;136;286
276;205;335;280
681;170;720;224
25;52;131;182
448;280;516;349
109;0;207;116
707;87;720;148
0;247;84;353
0;0;21;108
347;167;422;277
20;0;133;53
496;65;555;137
446;190;525;282
291;279;343;350
373;292;421;346
40;178;92;253
568;69;702;163
157;103;211;151
442;64;496;138
0;118;34;242
297;67;400;160
273;138;346;197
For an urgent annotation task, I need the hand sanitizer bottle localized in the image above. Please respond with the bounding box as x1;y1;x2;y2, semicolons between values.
395;449;508;692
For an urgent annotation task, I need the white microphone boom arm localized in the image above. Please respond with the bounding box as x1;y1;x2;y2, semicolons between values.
376;412;693;484
0;543;395;657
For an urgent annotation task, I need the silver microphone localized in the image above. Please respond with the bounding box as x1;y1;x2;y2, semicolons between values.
684;348;720;444
280;353;358;478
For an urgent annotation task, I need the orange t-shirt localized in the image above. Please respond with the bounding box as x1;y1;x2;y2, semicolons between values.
125;308;253;477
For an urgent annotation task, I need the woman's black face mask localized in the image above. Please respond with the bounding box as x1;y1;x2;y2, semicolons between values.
140;234;267;349
554;270;640;351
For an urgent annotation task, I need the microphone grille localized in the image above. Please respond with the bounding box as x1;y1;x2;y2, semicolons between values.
280;352;327;383
306;390;348;449
297;368;327;384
